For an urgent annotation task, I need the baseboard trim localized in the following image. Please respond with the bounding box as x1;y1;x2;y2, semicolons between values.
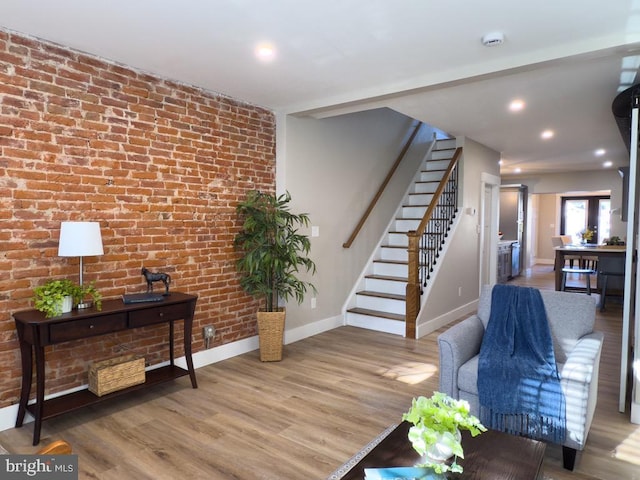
537;258;554;265
416;298;478;338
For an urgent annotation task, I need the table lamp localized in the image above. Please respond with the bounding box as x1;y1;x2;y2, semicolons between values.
58;221;104;309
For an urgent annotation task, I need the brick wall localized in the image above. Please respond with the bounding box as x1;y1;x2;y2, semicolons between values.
0;30;274;406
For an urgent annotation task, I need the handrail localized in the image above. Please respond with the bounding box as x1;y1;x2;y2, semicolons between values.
405;146;462;337
343;121;423;248
413;147;462;235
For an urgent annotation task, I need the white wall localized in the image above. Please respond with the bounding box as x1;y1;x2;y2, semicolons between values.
535;193;558;263
278;108;437;330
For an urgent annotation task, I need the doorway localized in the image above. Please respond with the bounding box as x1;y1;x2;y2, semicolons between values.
560;195;611;244
499;185;527;277
479;173;501;289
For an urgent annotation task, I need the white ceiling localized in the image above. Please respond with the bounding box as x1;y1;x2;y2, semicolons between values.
1;0;640;174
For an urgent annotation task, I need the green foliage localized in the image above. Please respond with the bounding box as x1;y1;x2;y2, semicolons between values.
33;279;102;318
234;190;317;312
605;236;624;246
78;282;102;311
402;392;487;474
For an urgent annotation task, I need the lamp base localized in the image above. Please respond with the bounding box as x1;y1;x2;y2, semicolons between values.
77;301;93;310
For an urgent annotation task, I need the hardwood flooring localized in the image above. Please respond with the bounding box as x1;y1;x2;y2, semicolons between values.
0;265;638;479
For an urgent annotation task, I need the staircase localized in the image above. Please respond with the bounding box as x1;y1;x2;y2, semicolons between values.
345;138;457;335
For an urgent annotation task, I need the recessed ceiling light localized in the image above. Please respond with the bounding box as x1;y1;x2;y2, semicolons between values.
255;43;276;62
595;148;606;156
514;167;522;173
603;160;613;168
509;99;525;112
541;129;554;140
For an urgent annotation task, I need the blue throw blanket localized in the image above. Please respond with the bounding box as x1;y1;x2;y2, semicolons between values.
478;285;565;443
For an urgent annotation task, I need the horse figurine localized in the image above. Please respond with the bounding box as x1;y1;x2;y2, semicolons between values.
141;267;171;295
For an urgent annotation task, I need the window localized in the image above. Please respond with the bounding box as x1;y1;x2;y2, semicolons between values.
561;195;611;244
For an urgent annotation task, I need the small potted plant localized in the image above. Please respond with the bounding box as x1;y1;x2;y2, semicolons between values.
604;236;624;246
234;190;317;361
402;392;486;474
33;279;102;318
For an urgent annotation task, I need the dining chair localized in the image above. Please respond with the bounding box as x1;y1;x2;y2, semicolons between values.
552;236;581;268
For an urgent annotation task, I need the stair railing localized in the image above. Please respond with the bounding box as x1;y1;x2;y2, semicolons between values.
405;147;462;337
343;121;424;248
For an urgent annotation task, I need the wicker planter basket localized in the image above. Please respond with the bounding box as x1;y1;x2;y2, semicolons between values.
89;354;145;397
257;309;285;362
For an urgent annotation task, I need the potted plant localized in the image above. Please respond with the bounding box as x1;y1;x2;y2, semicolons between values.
33;279;102;318
234;190;317;361
402;392;486;474
604;236;624;246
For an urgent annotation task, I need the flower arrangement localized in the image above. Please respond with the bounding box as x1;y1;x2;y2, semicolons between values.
402;392;486;474
579;228;594;242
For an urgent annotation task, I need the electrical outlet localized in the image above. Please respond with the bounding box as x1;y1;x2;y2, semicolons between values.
203;325;215;339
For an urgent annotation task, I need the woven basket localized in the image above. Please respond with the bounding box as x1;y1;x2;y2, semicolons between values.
257;309;285;362
88;354;145;397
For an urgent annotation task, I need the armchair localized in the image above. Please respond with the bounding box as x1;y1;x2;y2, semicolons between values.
438;285;603;470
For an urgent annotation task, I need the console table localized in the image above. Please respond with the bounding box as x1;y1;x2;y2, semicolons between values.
13;292;198;445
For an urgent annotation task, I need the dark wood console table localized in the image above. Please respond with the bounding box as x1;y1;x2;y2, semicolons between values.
13;292;198;445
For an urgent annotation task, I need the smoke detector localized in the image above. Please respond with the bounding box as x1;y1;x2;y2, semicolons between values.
482;32;505;47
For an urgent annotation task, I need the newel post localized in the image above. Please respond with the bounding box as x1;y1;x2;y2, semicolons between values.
406;231;421;338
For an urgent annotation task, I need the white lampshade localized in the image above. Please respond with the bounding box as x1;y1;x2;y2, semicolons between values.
58;222;104;257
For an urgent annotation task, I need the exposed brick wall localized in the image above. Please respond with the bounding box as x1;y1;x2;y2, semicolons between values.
0;30;274;406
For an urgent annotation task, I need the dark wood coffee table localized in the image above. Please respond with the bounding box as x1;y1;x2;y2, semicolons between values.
331;422;545;480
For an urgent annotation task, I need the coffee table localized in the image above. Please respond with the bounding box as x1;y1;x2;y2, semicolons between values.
330;422;545;480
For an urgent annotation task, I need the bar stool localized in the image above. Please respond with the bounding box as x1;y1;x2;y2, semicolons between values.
561;267;596;295
598;270;625;311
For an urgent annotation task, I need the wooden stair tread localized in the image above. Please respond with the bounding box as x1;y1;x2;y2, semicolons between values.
365;274;407;283
347;307;405;322
373;259;407;265
357;290;405;301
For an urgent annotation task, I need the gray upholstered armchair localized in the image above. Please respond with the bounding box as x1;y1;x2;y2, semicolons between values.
438;285;603;470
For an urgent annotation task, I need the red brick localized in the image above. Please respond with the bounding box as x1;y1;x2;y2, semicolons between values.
0;28;275;404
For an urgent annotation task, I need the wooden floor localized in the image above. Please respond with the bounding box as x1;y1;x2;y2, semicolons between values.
1;265;638;479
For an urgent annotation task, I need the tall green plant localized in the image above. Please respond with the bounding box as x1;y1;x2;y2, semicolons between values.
235;190;317;312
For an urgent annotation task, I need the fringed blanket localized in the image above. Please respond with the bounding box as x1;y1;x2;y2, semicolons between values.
478;284;565;444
